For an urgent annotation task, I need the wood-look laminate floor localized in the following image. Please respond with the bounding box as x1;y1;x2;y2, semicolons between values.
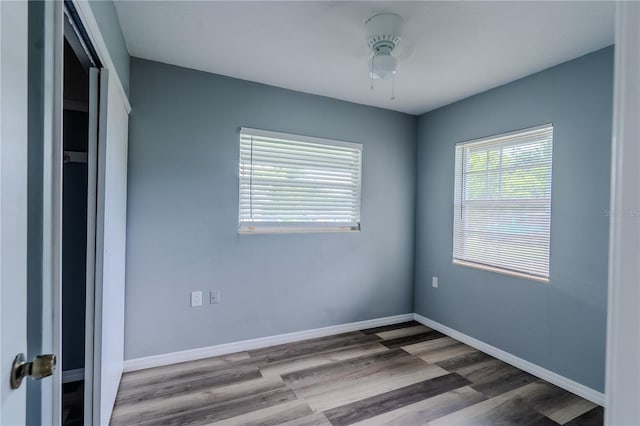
111;321;603;425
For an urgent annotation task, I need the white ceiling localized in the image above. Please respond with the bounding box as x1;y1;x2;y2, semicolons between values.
114;1;614;115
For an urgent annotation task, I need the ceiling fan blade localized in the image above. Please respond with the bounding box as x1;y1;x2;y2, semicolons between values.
311;2;402;54
394;38;415;61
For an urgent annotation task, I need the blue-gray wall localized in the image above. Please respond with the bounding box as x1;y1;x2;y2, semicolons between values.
414;47;613;392
124;58;417;359
88;0;129;94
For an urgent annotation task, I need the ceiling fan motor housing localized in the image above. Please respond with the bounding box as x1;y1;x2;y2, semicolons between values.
365;13;404;53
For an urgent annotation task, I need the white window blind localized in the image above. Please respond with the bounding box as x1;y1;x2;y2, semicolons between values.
239;128;362;233
453;124;553;281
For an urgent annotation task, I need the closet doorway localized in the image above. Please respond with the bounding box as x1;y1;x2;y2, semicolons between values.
61;9;94;424
61;4;131;424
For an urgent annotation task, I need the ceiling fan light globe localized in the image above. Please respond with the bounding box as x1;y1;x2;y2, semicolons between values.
369;54;397;80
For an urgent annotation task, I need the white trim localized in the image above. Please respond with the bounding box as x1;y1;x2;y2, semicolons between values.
70;0;131;114
413;314;605;407
605;2;640;425
123;314;413;372
240;127;363;150
83;67;100;426
452;260;549;284
455;123;553;149
62;368;85;384
41;2;65;425
239;225;360;235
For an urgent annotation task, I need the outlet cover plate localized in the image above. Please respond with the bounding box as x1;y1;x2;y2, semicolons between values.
210;290;220;304
191;291;203;307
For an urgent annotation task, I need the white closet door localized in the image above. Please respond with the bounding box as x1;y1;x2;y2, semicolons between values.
93;67;129;426
84;67;99;426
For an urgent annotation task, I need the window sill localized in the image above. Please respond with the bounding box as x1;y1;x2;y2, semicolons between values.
452;259;549;283
239;225;360;235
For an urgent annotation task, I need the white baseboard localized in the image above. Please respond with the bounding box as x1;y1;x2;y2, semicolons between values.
62;368;84;384
413;313;605;406
123;313;414;372
122;311;605;407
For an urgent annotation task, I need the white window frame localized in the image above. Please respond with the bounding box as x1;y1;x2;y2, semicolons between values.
238;127;363;234
452;124;554;282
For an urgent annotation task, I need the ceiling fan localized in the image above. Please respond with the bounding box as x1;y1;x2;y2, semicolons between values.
365;12;404;100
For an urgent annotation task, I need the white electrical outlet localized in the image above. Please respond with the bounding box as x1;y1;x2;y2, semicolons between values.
191;291;203;307
432;276;438;288
210;290;220;304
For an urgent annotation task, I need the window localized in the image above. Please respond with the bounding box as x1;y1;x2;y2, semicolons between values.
453;124;553;281
239;128;362;234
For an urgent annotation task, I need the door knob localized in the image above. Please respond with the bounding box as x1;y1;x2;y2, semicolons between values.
10;353;56;389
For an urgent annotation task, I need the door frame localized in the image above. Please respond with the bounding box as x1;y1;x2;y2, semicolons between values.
70;1;130;113
40;1;64;424
604;1;640;425
66;4;131;425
